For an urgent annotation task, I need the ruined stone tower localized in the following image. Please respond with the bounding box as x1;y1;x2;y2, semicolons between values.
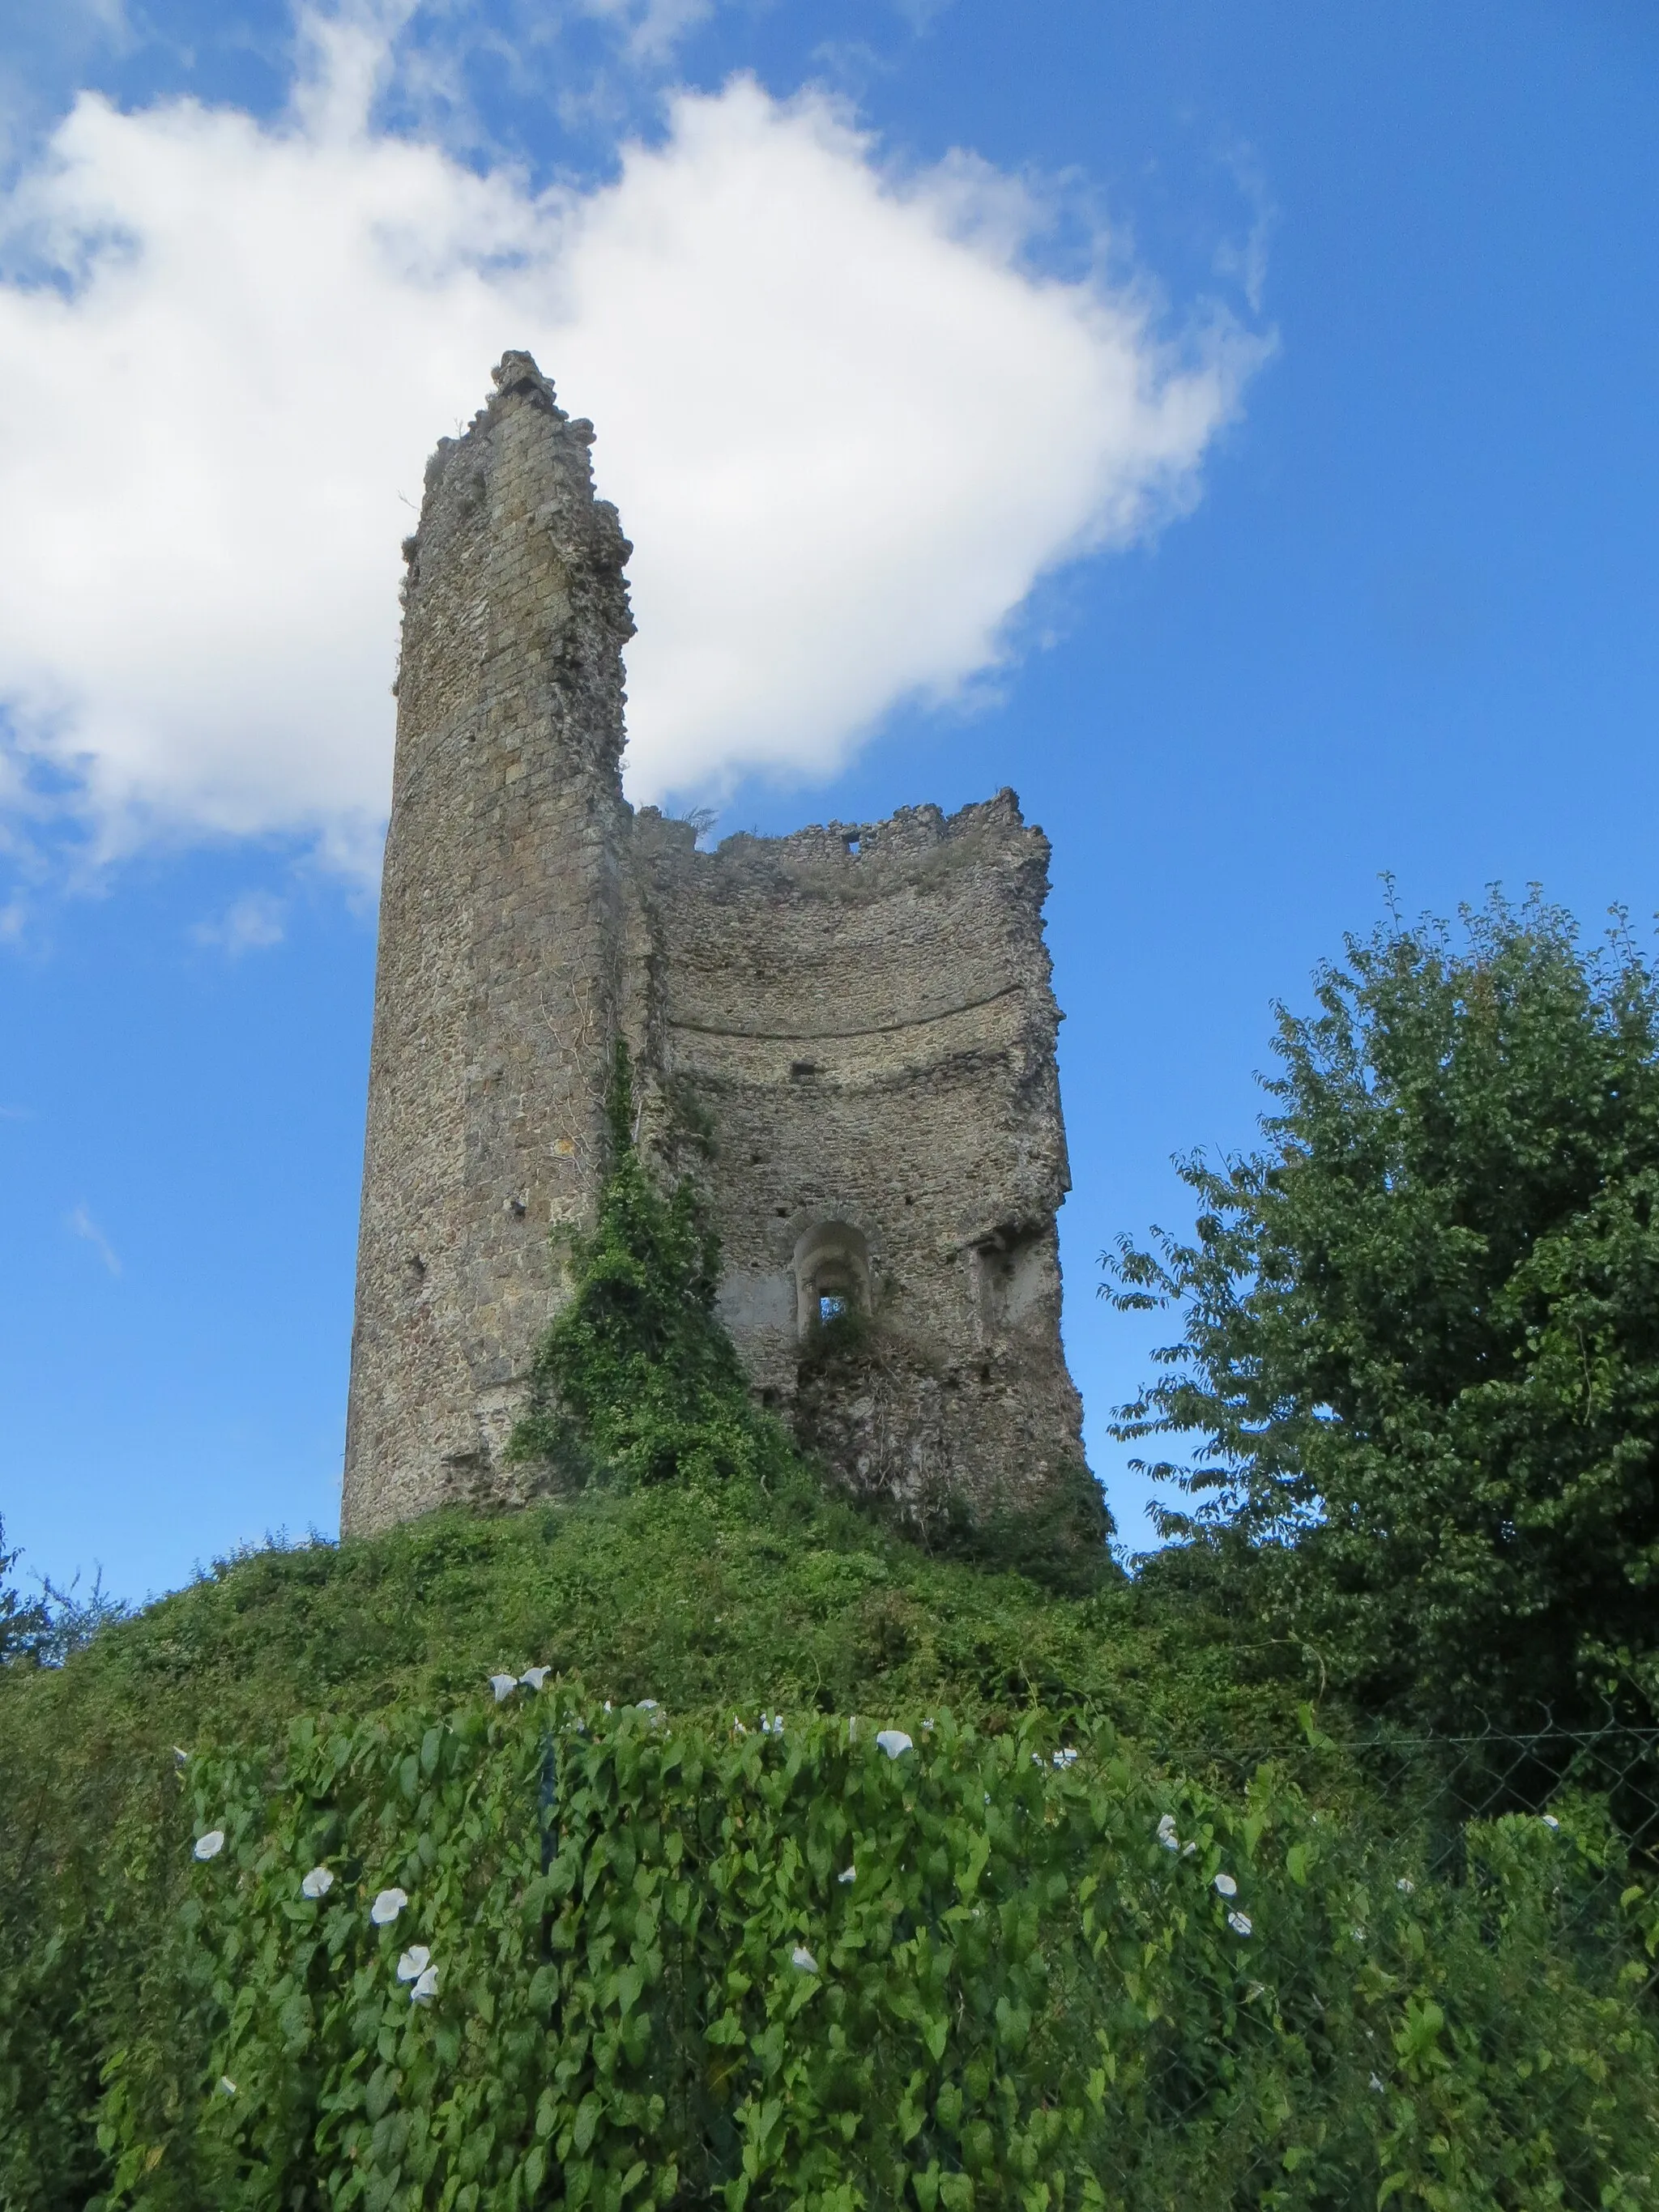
342;353;1087;1538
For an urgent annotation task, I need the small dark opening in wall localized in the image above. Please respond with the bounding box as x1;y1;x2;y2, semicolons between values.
902;1193;913;1205
843;834;861;858
775;1205;789;1217
761;1386;780;1408
979;1362;992;1383
790;1060;817;1080
819;1294;848;1323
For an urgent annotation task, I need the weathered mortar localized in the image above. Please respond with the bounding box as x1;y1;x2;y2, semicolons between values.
343;355;1085;1537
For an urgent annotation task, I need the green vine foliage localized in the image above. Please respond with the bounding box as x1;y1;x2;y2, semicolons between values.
507;1046;795;1493
83;1692;1659;2211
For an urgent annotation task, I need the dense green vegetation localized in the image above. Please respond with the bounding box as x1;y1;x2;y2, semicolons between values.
6;906;1659;2207
1110;892;1659;1733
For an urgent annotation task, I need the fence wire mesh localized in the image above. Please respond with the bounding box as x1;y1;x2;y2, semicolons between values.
1112;1720;1659;2211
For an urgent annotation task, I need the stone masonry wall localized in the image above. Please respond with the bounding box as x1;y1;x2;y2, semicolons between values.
630;798;1084;1516
342;356;633;1536
343;355;1086;1537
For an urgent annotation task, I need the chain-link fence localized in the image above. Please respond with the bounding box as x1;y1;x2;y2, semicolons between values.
1113;1720;1659;2210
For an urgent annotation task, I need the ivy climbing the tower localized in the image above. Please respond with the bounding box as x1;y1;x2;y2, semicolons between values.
507;1042;798;1493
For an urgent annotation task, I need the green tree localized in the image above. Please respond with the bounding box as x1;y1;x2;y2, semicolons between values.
1106;890;1659;1728
0;1515;47;1664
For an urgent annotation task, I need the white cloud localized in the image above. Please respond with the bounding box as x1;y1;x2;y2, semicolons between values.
0;6;1262;872
67;1202;122;1274
191;889;287;953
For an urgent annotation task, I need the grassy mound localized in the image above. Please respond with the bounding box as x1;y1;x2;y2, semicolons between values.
2;1470;1295;1766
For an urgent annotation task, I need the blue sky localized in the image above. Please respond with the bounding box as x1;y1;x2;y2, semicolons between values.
2;0;1657;1603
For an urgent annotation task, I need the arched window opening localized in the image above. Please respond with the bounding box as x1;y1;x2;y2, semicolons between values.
793;1221;871;1340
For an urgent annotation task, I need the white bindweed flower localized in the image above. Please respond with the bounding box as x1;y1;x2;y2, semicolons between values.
922;1718;935;1732
1182;1842;1197;1858
1052;1747;1079;1767
173;1746;190;1767
489;1673;518;1703
1157;1814;1179;1850
396;1945;431;1983
876;1730;913;1759
1213;1873;1238;1898
1542;1814;1561;1831
410;1964;439;2003
301;1866;335;1899
370;1887;408;1925
732;1720;748;1736
1369;2073;1385;2093
838;1865;855;1885
1396;1877;1415;1895
194;1830;225;1860
791;1945;819;1973
1226;1910;1253;1937
637;1698;659;1711
521;1666;550;1691
603;1700;612;1712
218;2076;237;2097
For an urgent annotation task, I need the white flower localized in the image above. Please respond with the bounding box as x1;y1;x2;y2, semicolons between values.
396;1945;432;1983
637;1698;659;1712
1542;1813;1561;1831
1157;1813;1179;1852
922;1718;936;1732
173;1746;190;1767
1052;1747;1079;1768
410;1965;439;2003
1226;1910;1253;1937
791;1945;819;1974
603;1700;612;1712
489;1673;518;1703
521;1666;550;1691
1350;1926;1367;1944
1182;1842;1197;1858
301;1866;335;1899
876;1730;913;1759
370;1887;408;1925
194;1829;225;1861
1213;1873;1238;1898
1395;1877;1415;1895
218;2076;237;2097
732;1720;747;1736
838;1865;855;1885
1369;2073;1385;2094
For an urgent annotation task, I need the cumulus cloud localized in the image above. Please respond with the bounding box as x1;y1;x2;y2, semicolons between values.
0;6;1261;871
